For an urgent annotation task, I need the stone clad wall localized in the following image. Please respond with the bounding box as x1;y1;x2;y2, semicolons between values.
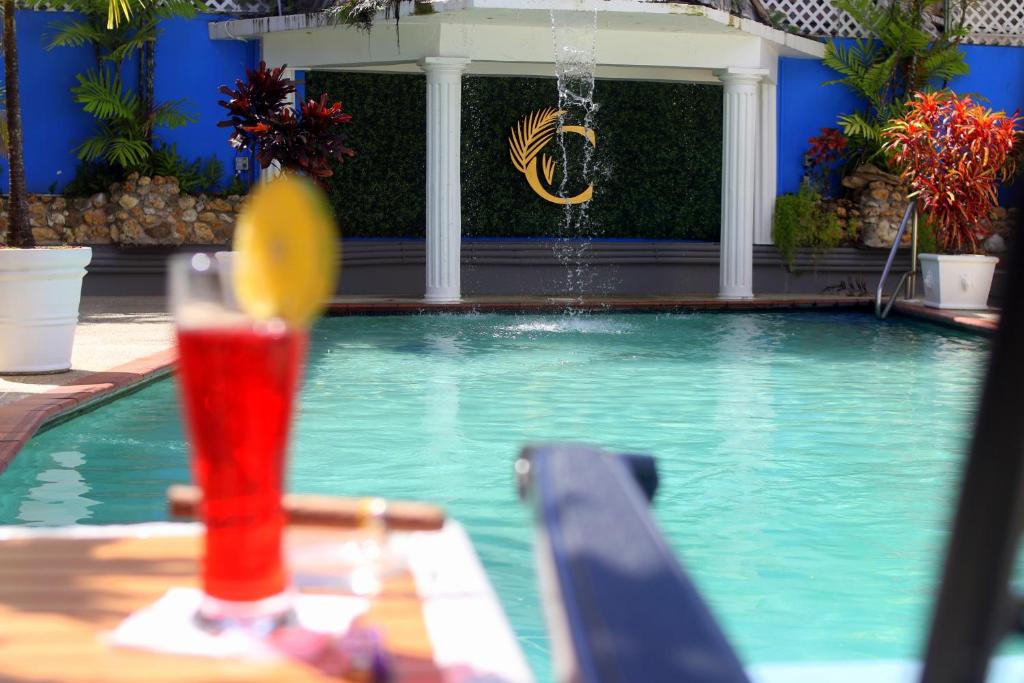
837;163;1015;253
0;173;242;247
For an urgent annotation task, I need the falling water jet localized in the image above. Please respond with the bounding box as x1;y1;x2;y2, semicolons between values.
549;7;598;303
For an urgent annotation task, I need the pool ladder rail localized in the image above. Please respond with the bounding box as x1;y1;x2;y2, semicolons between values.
875;201;919;319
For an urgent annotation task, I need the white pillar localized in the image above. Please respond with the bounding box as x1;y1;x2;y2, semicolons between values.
715;68;767;299
754;79;777;246
421;57;469;303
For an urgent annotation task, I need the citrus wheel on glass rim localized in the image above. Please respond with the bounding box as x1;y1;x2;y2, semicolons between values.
232;174;339;327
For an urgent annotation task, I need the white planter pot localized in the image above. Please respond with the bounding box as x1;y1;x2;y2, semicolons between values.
0;247;92;373
918;253;998;310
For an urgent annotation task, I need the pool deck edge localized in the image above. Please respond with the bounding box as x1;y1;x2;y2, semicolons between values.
0;348;177;474
892;300;1000;336
327;294;875;315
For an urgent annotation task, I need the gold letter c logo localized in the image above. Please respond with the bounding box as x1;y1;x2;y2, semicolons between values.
509;108;595;206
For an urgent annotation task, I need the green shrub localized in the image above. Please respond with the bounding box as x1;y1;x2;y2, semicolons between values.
62;147;225;196
220;174;249;197
63;161;123;197
773;185;843;270
141;144;224;194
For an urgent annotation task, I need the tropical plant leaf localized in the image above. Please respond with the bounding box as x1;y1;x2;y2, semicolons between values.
105;137;150;167
75;135;112;163
105;27;153;64
149;99;196;130
72;70;139;121
45;20;106;50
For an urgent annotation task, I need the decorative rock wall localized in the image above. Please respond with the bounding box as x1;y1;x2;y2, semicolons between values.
839;163;1015;254
840;164;912;249
0;173;242;247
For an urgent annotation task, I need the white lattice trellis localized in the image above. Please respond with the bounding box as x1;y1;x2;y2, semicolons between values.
202;0;274;13
761;0;864;38
763;0;1024;47
958;1;1024;45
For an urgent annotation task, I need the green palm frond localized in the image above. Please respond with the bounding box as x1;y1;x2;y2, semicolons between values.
838;112;884;145
75;135;112;163
149;99;196;130
105;27;152;63
919;47;971;84
72;70;140;121
75;126;150;169
45;20;106;50
105;137;150;167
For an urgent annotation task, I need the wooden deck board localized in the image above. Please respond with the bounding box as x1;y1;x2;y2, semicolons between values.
0;528;442;683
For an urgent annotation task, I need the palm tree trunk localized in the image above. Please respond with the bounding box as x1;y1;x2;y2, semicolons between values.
143;37;154;145
4;0;33;249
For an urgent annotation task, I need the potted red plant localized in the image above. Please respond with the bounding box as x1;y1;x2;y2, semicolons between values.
883;91;1020;309
214;63;353;279
217;62;354;179
0;1;91;373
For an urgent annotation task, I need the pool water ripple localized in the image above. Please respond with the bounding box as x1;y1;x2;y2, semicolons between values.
0;312;991;681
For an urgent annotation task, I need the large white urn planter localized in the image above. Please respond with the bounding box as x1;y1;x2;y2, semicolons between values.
0;247;92;373
918;253;998;310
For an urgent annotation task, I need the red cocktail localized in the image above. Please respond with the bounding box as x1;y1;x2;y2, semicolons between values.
177;325;307;604
170;252;307;627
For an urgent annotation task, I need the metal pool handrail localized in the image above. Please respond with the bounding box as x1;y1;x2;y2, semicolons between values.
875;201;918;319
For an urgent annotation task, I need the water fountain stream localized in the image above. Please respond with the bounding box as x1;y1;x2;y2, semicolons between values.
549;7;600;299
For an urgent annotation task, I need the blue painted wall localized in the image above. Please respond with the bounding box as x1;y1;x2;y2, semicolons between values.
155;16;258;176
3;10;256;192
7;10;94;193
777;41;1024;196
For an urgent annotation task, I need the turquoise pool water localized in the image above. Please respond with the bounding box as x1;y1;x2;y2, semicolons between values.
0;312;989;680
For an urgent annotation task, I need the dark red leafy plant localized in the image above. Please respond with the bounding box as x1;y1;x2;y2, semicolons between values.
883;91;1020;254
218;62;354;179
804;127;848;195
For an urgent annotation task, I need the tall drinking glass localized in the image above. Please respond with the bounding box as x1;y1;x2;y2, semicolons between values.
170;252;307;631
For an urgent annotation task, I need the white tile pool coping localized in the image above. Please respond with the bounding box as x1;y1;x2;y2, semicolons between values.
751;656;1024;682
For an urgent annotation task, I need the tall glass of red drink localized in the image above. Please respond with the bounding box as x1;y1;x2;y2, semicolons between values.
170;253;306;630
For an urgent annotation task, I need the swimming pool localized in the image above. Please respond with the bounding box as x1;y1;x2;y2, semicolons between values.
0;312;989;681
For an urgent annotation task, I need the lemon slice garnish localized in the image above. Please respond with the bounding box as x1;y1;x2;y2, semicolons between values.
232;174;339;327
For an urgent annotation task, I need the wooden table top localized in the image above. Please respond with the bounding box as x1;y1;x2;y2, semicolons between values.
0;525;442;683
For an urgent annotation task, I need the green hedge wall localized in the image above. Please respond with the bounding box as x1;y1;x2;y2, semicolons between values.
306;71;723;240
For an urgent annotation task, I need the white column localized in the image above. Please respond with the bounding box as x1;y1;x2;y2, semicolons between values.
754;79;777;246
715;68;767;299
421;57;470;303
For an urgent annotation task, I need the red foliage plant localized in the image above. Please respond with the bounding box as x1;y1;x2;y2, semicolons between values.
806;127;847;169
218;62;354;179
804;127;848;195
883;91;1020;254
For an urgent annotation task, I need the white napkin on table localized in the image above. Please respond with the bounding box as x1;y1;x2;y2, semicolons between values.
108;587;369;661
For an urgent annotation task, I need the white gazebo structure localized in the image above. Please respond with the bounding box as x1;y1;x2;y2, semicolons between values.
211;0;824;301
